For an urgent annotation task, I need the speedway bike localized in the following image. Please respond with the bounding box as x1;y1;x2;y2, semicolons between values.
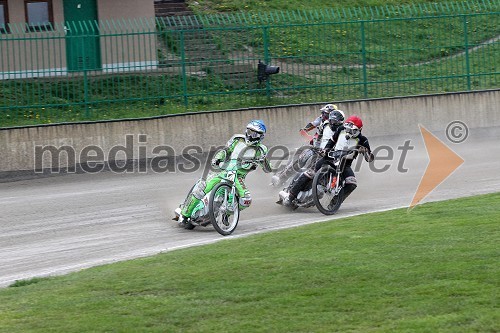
275;146;323;210
174;157;262;236
312;148;362;215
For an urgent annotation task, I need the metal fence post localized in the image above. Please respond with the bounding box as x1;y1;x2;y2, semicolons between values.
263;26;269;63
263;26;272;98
180;30;189;107
463;14;471;90
81;35;90;118
361;21;368;98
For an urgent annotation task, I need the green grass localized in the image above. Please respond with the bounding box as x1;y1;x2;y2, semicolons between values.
0;193;499;332
187;0;470;13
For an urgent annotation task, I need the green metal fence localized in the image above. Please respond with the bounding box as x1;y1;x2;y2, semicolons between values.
0;0;499;128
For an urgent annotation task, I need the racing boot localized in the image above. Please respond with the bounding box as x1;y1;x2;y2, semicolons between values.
178;215;189;228
342;184;357;203
288;173;311;200
282;194;294;207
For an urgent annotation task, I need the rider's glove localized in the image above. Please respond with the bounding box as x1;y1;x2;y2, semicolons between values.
270;175;281;187
358;146;368;154
357;146;374;162
365;152;375;163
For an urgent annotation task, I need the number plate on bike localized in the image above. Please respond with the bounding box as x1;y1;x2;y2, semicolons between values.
327;150;343;159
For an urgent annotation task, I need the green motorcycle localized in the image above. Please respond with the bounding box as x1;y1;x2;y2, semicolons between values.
174;158;261;236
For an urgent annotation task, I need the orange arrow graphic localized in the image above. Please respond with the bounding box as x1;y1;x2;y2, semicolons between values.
409;125;465;209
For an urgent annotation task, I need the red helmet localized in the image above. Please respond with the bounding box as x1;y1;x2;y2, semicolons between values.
344;115;363;138
345;115;363;130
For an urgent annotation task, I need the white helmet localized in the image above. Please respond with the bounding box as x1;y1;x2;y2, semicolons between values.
320;104;338;120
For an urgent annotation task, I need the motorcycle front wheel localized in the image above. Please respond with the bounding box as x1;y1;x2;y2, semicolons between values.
312;165;344;215
209;182;240;236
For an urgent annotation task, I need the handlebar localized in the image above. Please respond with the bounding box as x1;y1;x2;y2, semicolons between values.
326;148;362;160
309;146;324;152
238;157;265;164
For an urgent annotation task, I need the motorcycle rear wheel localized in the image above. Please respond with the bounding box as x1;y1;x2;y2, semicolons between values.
209;182;240;236
312;166;344;215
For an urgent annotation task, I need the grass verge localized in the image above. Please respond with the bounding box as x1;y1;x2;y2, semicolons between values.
0;193;499;332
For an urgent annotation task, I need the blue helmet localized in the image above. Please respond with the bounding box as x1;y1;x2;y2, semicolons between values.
245;120;266;145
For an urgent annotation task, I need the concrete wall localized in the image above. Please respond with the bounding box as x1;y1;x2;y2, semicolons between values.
1;90;499;173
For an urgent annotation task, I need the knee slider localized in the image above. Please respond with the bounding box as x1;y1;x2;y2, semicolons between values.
345;176;357;187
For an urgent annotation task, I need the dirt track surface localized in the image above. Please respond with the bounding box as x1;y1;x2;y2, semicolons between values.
1;128;499;287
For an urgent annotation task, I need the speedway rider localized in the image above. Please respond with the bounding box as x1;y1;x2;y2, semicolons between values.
277;109;346;204
283;115;374;207
271;103;340;187
178;120;272;226
302;103;339;136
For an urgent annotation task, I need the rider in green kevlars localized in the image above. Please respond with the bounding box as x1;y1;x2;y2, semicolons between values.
179;120;273;226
